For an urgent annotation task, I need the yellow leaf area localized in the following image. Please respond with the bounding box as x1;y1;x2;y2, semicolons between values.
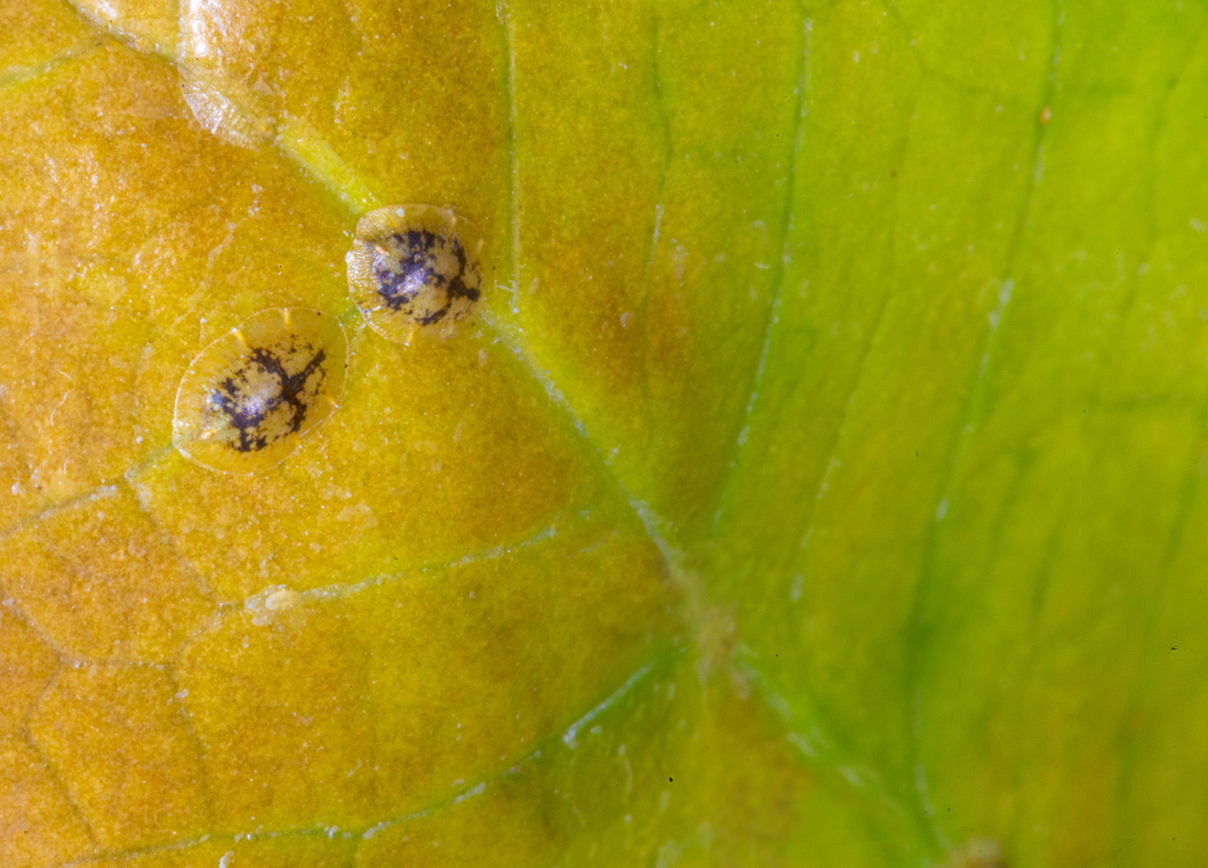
0;0;877;865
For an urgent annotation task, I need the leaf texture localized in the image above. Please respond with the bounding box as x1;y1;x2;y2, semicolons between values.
2;0;1203;866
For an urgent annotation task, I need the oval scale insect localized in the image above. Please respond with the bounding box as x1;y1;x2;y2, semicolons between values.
172;307;347;473
345;204;492;344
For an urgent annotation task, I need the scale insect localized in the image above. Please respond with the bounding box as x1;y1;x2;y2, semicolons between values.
345;204;492;344
172;307;347;472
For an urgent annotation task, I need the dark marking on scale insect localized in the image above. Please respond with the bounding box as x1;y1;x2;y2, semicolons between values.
172;308;347;473
346;204;493;344
373;229;480;326
210;344;329;453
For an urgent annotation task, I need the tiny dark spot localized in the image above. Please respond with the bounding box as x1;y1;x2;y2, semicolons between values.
668;776;673;782
1172;645;1179;651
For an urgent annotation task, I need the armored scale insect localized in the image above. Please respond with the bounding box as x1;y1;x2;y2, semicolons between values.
345;204;492;344
172;308;347;472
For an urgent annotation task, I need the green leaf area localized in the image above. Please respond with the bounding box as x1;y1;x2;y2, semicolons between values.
0;0;1201;866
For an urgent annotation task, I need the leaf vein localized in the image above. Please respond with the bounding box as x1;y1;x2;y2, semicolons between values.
902;1;1065;848
708;9;810;535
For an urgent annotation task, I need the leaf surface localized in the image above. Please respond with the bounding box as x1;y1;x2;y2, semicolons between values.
0;0;1201;866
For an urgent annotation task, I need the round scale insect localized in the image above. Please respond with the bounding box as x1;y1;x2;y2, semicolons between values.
345;204;492;344
172;308;347;472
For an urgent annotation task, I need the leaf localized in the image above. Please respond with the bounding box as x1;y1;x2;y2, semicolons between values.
710;1;1208;866
0;0;1198;866
0;0;824;865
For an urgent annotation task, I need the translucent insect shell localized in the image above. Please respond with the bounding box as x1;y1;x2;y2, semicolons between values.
345;204;492;345
172;308;347;473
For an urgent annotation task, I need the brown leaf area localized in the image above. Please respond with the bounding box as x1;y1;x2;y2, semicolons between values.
0;0;813;865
